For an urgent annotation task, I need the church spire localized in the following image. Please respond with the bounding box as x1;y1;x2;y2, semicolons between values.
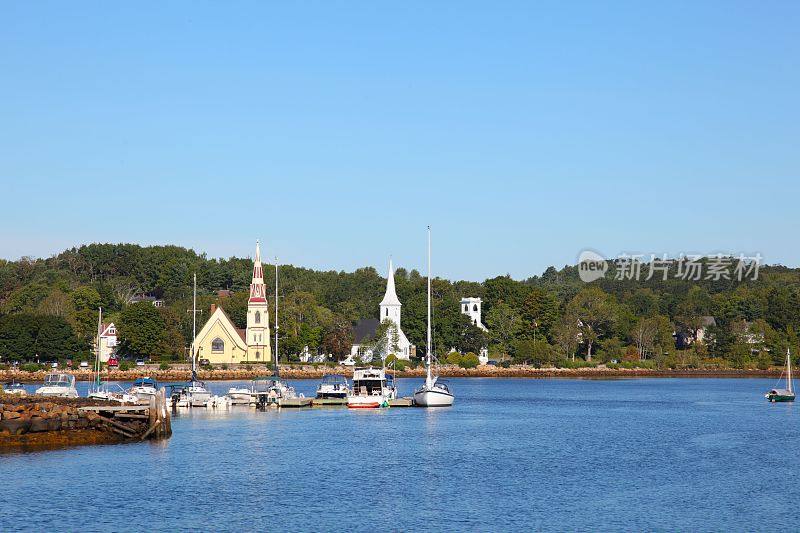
380;258;401;307
249;240;266;302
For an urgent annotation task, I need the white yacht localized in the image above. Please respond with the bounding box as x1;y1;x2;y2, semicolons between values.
316;374;350;400
251;376;301;407
129;377;160;403
414;227;455;407
88;383;139;404
35;373;79;398
347;367;397;408
226;386;253;405
3;380;27;396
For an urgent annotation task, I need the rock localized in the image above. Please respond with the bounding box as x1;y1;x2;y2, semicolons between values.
4;411;20;420
29;416;49;433
0;418;31;435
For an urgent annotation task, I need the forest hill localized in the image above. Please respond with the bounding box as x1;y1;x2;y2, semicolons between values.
0;243;798;367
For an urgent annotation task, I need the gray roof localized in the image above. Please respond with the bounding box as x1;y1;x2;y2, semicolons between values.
352;319;380;344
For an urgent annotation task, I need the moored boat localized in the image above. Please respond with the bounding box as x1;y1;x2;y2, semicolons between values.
35;373;79;398
129;377;160;403
766;348;795;403
413;227;455;408
3;380;27;396
347;367;396;408
226;386;252;405
316;374;350;400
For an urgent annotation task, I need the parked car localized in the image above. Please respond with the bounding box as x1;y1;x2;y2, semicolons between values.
50;361;59;368
107;357;119;368
135;359;145;367
79;360;89;368
199;358;210;366
487;360;498;366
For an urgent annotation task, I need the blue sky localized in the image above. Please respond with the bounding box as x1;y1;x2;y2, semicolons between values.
1;1;798;281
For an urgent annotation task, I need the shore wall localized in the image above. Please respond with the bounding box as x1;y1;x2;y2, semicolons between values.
0;365;783;383
0;395;162;450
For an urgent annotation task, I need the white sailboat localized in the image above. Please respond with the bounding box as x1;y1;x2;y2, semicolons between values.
177;273;212;407
766;348;795;402
413;227;454;407
87;307;137;403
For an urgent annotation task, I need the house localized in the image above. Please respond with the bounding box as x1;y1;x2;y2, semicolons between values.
131;294;165;308
97;323;117;363
192;241;272;365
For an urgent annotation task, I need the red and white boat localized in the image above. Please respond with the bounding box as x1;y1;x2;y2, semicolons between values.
347;367;396;408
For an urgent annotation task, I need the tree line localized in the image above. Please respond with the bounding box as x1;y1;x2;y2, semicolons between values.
0;244;798;368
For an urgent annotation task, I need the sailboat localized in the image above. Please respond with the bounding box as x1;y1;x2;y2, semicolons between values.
766;348;795;402
177;273;212;407
413;227;454;407
87;308;137;403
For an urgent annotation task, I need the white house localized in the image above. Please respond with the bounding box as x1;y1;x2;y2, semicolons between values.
98;323;118;363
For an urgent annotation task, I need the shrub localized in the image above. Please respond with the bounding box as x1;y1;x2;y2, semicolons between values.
21;363;42;373
445;352;461;365
460;352;480;369
201;364;213;371
221;364;228;370
118;361;132;371
159;362;170;371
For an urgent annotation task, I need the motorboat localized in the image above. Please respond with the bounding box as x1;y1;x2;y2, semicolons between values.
2;380;27;396
226;386;253;405
129;377;160;403
347;367;396;408
315;374;350;400
88;383;139;404
35;373;79;398
414;227;455;407
766;348;795;402
250;376;302;408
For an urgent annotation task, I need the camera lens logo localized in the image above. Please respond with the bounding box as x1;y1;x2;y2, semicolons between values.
578;250;608;282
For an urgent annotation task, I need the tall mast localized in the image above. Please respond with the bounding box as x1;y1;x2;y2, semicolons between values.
275;258;279;378
426;226;432;385
95;307;103;388
192;272;197;380
788;348;793;394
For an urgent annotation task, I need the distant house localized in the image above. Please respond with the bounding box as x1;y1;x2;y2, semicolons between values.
97;323;118;363
131;293;165;308
217;289;233;299
350;318;381;360
675;316;716;348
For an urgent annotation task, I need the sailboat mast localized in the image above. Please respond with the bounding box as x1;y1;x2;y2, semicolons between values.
426;226;432;384
192;272;197;378
788;348;793;394
275;259;279;378
95;307;103;388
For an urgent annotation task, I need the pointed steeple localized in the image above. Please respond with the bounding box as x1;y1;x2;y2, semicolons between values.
249;240;266;302
380;258;401;307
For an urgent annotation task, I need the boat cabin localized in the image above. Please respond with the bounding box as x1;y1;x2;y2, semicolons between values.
352;367;393;397
43;373;75;388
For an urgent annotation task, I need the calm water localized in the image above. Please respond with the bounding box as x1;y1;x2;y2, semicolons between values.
2;377;798;531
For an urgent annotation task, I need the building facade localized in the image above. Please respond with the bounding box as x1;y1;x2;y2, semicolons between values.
193;241;272;364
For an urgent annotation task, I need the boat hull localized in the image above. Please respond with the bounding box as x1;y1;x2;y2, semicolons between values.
767;394;795;402
346;395;388;409
35;387;79;398
413;388;454;407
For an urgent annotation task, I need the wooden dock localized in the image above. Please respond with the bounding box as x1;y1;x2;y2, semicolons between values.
278;397;314;408
388;397;414;407
79;389;172;440
312;397;348;406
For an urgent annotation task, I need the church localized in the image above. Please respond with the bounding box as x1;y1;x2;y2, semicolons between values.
350;260;415;361
193;241;272;365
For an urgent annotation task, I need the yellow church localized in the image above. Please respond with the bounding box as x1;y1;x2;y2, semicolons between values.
192;241;272;365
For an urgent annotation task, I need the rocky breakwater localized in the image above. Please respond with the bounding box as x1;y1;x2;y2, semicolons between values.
0;395;158;450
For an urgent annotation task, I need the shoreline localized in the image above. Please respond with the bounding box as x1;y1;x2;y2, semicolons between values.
0;365;784;383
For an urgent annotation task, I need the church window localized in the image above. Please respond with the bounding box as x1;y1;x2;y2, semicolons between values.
464;304;468;311
211;338;224;352
473;304;478;312
385;308;388;317
255;311;261;324
256;351;261;360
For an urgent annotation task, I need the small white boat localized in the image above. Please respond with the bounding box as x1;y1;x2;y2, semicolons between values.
88;383;139;404
766;348;796;403
3;381;27;396
315;374;350;400
226;386;252;405
414;227;454;408
129;377;159;403
206;395;231;408
35;373;79;398
347;367;396;408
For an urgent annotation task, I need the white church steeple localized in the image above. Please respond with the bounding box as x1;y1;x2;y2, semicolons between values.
246;240;271;362
379;259;402;330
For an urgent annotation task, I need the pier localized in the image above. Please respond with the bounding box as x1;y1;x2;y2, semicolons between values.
79;389;172;440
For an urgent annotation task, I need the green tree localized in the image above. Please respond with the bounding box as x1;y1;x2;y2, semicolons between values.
485;302;520;354
567;287;615;360
118;303;166;358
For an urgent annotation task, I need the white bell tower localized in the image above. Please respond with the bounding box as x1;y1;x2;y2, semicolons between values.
380;259;402;330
